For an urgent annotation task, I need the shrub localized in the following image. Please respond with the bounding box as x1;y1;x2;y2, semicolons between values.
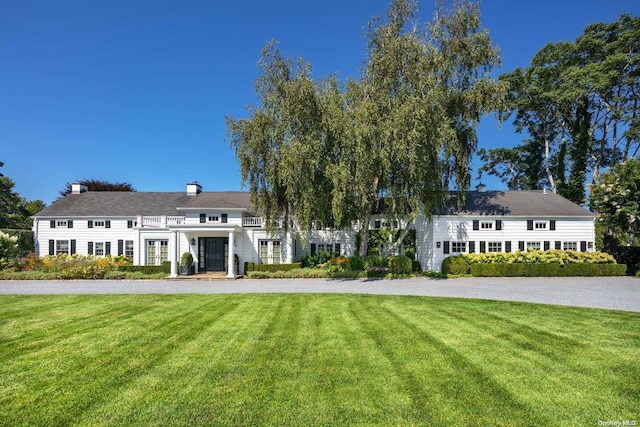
348;254;365;271
364;255;388;269
389;255;412;274
442;256;470;275
180;252;193;266
411;260;422;272
244;261;255;272
301;251;336;268
117;262;170;274
470;262;626;277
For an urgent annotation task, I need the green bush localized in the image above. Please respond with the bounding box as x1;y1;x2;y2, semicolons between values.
348;255;365;271
251;263;302;272
463;250;617;266
470;262;626;277
364;255;388;269
389;255;412;274
244;261;255;272
411;260;422;272
301;251;336;268
117;262;170;274
442;256;470;275
180;252;193;266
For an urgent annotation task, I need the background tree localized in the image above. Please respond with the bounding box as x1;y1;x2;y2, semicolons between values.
228;0;506;255
59;179;136;198
479;14;640;205
590;158;640;250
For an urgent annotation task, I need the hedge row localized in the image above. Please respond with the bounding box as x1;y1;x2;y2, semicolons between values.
244;262;302;273
117;261;171;274
470;263;626;277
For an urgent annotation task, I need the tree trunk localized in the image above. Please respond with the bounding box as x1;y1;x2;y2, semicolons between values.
385;217;415;256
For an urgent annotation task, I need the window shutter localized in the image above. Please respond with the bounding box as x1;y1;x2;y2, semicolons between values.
555;241;561;250
105;220;111;229
335;243;341;255
70;240;76;255
310;243;316;256
580;241;587;252
550;220;556;231
480;241;486;253
68;220;73;229
527;220;533;231
127;220;133;228
221;214;228;223
105;242;111;255
200;214;206;224
544;241;550;250
472;220;479;231
118;240;124;256
518;241;525;251
88;220;93;228
496;220;502;231
88;242;93;255
50;220;56;228
468;241;475;253
505;241;512;253
49;240;55;255
443;241;450;254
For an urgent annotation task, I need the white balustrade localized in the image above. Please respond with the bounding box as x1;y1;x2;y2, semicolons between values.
242;216;263;227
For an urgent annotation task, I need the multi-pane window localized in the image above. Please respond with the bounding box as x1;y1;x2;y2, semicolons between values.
452;242;466;253
488;242;502;252
480;221;494;230
56;240;69;255
534;221;547;230
259;240;281;264
563;241;577;251
125;240;134;258
94;220;106;228
56;220;68;228
527;241;541;250
95;242;104;256
208;216;219;222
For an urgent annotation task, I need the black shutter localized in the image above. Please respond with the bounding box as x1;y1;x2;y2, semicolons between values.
480;241;486;253
50;220;56;228
200;214;206;224
443;241;450;254
527;220;534;230
468;241;475;253
505;241;512;253
127;220;133;228
550;220;556;231
70;240;76;255
118;240;124;256
496;220;502;231
105;242;111;255
473;220;479;230
555;241;562;250
68;220;73;229
518;241;525;251
544;241;550;250
580;241;587;252
88;242;93;255
221;214;228;223
88;220;93;228
311;243;316;256
105;220;111;229
49;240;55;255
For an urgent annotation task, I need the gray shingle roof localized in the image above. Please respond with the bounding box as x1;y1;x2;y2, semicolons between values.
443;190;595;217
33;191;255;217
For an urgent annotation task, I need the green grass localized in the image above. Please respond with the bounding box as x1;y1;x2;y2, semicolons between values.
0;295;638;426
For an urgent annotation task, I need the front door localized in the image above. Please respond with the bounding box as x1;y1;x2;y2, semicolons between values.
199;238;227;272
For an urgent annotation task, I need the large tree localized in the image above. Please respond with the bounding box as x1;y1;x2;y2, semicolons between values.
479;14;640;205
59;179;136;198
227;0;506;255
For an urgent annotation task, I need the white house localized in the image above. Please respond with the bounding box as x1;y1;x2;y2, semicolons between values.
32;182;596;275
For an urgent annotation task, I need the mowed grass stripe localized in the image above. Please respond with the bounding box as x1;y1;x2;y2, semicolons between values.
0;295;638;426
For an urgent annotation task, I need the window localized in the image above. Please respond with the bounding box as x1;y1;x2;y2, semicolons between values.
452;242;466;253
563;241;577;251
56;240;69;255
146;240;169;266
200;214;206;224
488;242;502;252
208;216;219;222
480;221;494;230
527;241;541;250
221;214;228;223
95;242;104;256
259;240;281;264
125;240;134;258
534;221;547;230
56;220;68;228
127;220;134;228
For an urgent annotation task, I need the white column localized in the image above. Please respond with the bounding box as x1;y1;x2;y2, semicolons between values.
169;231;178;278
227;230;235;278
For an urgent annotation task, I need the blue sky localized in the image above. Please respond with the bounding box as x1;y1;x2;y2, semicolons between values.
2;0;639;205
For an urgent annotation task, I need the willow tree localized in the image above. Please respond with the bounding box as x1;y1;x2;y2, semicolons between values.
227;0;506;255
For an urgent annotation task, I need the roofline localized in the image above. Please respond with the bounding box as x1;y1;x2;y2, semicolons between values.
176;207;248;211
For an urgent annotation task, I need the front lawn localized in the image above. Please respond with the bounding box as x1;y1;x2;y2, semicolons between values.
0;295;637;425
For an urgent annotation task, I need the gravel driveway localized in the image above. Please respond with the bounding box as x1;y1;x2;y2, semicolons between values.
1;276;639;312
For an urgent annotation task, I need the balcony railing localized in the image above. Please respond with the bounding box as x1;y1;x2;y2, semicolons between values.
141;216;162;227
167;216;185;225
242;216;263;227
